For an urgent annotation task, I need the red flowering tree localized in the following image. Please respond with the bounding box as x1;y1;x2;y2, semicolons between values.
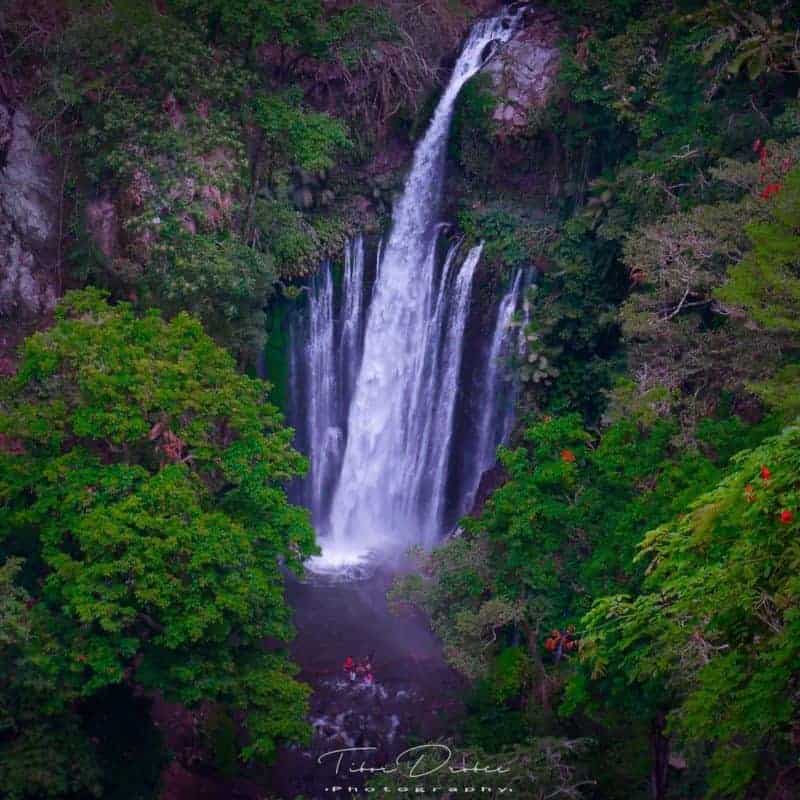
581;424;800;798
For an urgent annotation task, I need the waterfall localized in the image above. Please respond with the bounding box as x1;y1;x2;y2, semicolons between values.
312;7;519;566
304;262;339;523
339;236;366;411
422;242;483;538
400;236;463;524
289;236;370;526
461;268;527;512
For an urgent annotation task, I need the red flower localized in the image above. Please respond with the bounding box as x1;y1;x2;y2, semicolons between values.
744;484;756;503
760;465;772;481
760;183;782;200
779;509;794;525
561;449;576;463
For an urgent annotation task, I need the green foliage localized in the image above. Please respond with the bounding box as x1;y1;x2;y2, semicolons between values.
748;363;800;422
450;73;499;189
252;198;351;280
0;559;104;800
33;1;288;361
520;218;625;418
717;167;800;332
396;410;731;670
456;204;555;270
580;423;800;797
33;0;354;361
146;231;276;360
555;0;644;36
390;537;522;680
454;646;535;749
252;92;350;177
248;92;350;283
323;4;400;68
394;405;780;797
488;646;532;704
168;0;325;52
44;3;248;169
611;140;800;429
0;291;316;784
689;3;800;80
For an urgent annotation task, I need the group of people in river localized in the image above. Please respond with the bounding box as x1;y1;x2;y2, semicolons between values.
544;627;578;663
343;653;375;685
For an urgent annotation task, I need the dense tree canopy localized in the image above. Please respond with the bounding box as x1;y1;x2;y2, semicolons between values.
581;424;800;798
168;0;326;53
0;290;316;797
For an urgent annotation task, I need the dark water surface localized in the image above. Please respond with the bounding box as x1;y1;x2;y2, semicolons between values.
266;567;466;799
155;567;463;800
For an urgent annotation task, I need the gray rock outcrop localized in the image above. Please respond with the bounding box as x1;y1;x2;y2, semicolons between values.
0;101;60;320
485;9;561;136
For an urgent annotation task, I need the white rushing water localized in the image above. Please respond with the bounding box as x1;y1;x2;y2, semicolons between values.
339;236;366;410
475;269;523;488
293;8;526;572
292;239;367;525
305;261;339;521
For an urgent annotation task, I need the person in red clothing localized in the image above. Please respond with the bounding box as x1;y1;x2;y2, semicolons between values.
544;628;578;663
343;656;356;681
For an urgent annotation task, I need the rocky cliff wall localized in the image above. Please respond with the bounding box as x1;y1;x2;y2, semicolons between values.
0;100;61;368
486;6;561;136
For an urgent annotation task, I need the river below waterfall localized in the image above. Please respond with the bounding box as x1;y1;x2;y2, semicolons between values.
155;567;464;800
265;569;466;799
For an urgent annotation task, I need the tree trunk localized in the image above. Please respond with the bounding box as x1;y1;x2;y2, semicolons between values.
650;711;669;800
521;620;553;719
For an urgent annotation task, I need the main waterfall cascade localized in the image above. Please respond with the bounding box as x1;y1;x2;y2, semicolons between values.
288;7;529;573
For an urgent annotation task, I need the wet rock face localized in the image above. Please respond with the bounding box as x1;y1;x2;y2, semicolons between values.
468;461;508;518
485;9;561;136
0;102;60;319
